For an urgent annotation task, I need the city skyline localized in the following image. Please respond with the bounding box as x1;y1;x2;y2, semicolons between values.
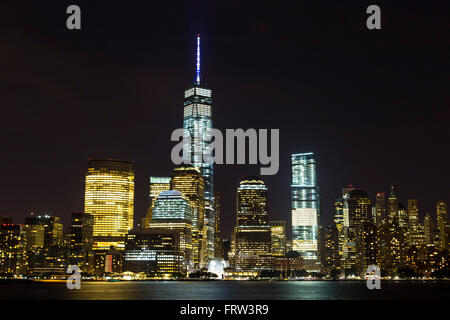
1;1;449;239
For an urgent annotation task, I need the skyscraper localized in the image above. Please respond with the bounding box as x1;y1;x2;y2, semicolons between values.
25;213;63;249
320;225;339;275
24;213;64;271
340;186;355;271
84;159;135;251
269;221;287;257
398;203;408;228
436;199;448;250
66;212;94;274
407;199;424;248
214;192;223;259
291;152;320;271
424;213;434;245
346;189;375;275
407;199;419;230
235;176;271;271
385;185;405;273
387;185;398;224
141;177;170;229
149;190;192;272
375;192;386;226
182;34;215;262
0;224;27;275
333;197;344;270
170;165;205;268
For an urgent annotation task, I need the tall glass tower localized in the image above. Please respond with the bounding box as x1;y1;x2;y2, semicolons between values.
84;159;135;251
291;153;320;271
182;34;214;263
149;190;192;271
170;165;205;269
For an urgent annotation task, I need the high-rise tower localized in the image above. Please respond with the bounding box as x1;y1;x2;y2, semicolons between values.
436;199;448;250
291;152;320;272
235;177;271;271
149;190;192;272
170;165;205;268
387;185;398;225
346;189;375;275
182;34;215;263
84;159;135;251
141;177;170;229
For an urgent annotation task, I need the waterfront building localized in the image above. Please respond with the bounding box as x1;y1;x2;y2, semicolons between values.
269;221;286;257
66;212;94;274
84;159;135;251
170;165;204;268
93;249;123;275
320;224;339;275
182;34;215;263
235;177;271;271
291;152;320;272
123;229;183;277
24;213;64;272
0;224;27;274
345;189;375;275
148;190;192;272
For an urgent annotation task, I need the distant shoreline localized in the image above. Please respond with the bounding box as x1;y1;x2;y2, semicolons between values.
1;278;449;284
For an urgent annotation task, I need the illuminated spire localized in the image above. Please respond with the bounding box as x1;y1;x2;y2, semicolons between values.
196;34;201;85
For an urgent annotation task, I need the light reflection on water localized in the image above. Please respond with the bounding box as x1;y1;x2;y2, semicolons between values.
1;281;449;300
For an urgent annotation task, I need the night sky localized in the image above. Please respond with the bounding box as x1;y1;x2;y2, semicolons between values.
1;1;449;238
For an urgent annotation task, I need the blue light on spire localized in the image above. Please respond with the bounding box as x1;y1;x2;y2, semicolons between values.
196;34;201;84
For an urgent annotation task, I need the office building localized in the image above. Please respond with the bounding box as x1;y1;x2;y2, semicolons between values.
291;152;320;271
235;177;271;271
182;35;215;262
170;165;204;268
124;229;183;276
436;199;448;251
346;189;375;275
84;159;135;250
141;177;170;229
214;192;222;259
0;224;27;274
149;190;192;272
269;221;286;256
66;212;94;274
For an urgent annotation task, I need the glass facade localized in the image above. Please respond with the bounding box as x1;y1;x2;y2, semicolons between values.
152;190;191;221
182;35;214;262
150;190;192;271
84;160;135;251
170;165;205;269
142;177;171;226
124;229;183;276
291;153;320;268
